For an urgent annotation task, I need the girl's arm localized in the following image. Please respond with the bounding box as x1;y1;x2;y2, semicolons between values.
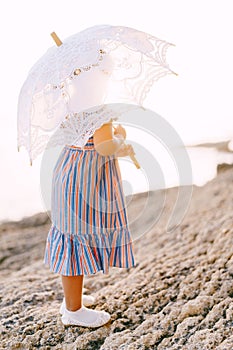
93;121;125;156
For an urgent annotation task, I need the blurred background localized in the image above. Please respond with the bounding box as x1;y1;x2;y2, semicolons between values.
0;0;233;223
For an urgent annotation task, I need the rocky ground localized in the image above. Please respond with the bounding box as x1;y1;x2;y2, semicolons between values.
0;163;233;349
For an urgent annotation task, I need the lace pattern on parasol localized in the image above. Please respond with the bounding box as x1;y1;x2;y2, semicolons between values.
20;104;138;164
17;25;177;164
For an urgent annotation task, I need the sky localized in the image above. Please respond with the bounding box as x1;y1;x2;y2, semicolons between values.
0;0;233;222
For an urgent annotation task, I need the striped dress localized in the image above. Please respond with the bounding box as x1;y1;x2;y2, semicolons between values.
43;135;136;276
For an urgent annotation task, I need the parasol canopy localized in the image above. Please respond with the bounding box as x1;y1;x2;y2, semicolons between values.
17;24;177;165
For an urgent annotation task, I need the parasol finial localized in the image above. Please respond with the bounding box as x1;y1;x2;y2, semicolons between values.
50;32;63;47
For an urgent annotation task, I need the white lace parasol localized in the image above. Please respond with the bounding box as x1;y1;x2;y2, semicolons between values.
17;24;177;165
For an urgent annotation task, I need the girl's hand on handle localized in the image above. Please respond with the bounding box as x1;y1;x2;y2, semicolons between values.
112;122;140;168
113;124;127;140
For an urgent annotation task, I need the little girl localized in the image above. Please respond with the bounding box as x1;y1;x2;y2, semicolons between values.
43;119;136;328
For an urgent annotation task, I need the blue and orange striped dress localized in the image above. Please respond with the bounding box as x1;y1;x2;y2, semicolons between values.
43;134;136;276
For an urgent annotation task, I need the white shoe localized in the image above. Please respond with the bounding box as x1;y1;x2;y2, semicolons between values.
61;305;111;328
59;295;95;315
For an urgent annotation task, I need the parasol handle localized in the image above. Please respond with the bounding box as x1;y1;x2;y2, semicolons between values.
50;32;63;46
129;149;140;169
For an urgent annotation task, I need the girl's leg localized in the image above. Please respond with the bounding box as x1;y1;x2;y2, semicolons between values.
61;275;84;311
60;274;111;327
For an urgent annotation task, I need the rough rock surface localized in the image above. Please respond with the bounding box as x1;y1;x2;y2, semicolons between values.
0;164;233;349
